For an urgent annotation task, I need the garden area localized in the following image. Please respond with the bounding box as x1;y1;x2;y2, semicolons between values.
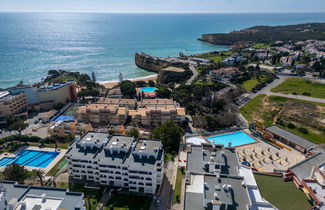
173;167;185;204
254;174;312;210
70;183;104;210
271;78;325;99
105;194;152;210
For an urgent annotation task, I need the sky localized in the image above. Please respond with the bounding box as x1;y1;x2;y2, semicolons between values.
0;0;325;13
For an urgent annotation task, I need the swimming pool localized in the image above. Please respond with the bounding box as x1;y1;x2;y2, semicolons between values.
139;87;157;92
206;131;257;148
0;150;59;168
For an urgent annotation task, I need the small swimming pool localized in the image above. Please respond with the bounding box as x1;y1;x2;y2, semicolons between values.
0;150;59;168
139;87;157;92
206;131;257;148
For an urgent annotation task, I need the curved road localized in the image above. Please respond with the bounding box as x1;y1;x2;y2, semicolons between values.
186;64;198;85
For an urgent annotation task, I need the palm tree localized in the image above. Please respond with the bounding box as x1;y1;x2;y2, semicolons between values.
35;169;45;186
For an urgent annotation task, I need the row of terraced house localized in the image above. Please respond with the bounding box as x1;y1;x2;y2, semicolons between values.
75;98;186;127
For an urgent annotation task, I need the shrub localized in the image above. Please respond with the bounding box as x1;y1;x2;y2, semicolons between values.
298;127;309;134
292;92;297;95
302;92;311;96
287;123;296;129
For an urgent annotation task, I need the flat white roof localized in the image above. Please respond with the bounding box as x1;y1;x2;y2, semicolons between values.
186;174;204;194
19;195;63;210
186;136;207;145
239;166;257;187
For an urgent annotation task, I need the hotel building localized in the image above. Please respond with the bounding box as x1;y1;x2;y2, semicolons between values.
0;91;27;124
8;81;77;111
66;132;164;194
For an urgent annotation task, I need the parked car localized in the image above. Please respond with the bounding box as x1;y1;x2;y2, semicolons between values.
155;199;161;207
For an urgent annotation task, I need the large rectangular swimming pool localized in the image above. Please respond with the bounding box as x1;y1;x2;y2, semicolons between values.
206;131;257;147
0;150;59;168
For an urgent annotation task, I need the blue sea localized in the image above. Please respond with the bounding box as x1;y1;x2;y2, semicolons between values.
0;12;325;88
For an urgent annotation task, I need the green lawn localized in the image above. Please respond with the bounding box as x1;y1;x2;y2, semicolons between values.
46;157;67;176
105;195;152;210
252;43;271;49
271;78;325;99
66;105;81;115
254;174;312;210
242;79;259;91
173;168;185;204
204;55;223;62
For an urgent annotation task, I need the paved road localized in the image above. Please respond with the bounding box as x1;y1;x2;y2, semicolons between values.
186;65;198;85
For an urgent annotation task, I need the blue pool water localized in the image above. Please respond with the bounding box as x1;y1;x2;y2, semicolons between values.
54;115;75;122
0;150;59;168
206;131;257;147
139;87;157;92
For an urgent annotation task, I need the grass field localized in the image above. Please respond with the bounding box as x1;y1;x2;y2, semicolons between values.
252;43;271;49
242;79;259;91
254;174;312;210
240;94;267;123
278;125;325;144
173;168;185;204
271;78;325;99
105;195;152;210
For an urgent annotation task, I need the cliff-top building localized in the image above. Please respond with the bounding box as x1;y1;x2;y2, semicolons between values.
66;132;164;194
8;81;77;111
0;91;27;124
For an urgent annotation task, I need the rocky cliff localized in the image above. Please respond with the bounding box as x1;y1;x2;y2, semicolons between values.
199;23;325;45
135;52;170;72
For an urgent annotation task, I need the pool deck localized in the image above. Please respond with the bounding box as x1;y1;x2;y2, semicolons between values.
0;146;67;174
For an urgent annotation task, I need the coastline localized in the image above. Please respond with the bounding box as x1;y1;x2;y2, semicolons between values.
100;74;158;89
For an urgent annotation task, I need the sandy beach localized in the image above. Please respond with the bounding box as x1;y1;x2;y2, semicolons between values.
100;74;158;89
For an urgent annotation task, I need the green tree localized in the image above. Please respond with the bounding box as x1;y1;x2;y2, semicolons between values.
120;80;136;97
77;89;99;97
3;164;29;183
155;88;171;98
34;169;45;186
148;80;155;87
126;127;140;138
151;121;184;153
91;71;96;82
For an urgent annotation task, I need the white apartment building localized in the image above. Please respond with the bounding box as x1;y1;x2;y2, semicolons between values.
66;132;164;194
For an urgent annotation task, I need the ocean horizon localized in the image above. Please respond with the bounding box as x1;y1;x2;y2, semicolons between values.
1;12;325;88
